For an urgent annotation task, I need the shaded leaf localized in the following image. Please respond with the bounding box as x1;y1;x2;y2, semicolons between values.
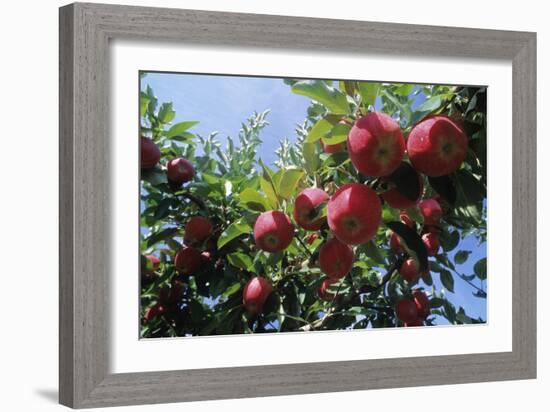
386;221;428;272
440;270;455;293
474;258;487;280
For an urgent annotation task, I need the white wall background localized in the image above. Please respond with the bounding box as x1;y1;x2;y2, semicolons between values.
0;1;545;411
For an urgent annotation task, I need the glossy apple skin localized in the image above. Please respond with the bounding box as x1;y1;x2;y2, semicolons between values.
400;211;416;228
321;140;346;154
253;211;294;253
347;112;405;177
395;299;419;324
174;246;202;274
327;183;382;245
419;198;443;225
389;232;403;252
140;137;161;169
413;290;431;318
293;188;329;231
184;216;213;245
399;258;420;282
422;232;440;256
243;276;274;315
407;115;468;177
318;278;337;301
319;237;355;279
166;157;195;184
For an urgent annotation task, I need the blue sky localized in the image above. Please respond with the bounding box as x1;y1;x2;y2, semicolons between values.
141;72;487;324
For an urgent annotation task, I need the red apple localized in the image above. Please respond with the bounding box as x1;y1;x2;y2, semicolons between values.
166;157;195;184
293;188;329;231
140;136;161;169
413;290;431;318
418;198;443;225
407;115;468;177
306;233;320;245
422;232;440;256
327;183;382;245
143;303;166;323
404;318;424;327
243;276;274;315
399;258;420;282
142;254;160;274
400;211;416;228
395;299;419;324
200;250;212;262
318;278;337;301
253;211;294;253
389;232;403;252
174;246;202;274
347;112;405;177
319;237;354;279
321;140;346;154
184;216;213;245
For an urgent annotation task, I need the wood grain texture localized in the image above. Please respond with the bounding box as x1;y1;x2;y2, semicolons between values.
59;2;537;408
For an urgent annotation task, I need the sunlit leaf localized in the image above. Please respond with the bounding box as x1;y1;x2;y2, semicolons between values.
166;121;199;138
217;219;252;250
292;80;350;114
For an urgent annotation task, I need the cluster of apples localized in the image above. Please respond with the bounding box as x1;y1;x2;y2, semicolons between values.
141;136;219;321
247;112;467;324
141;136;195;184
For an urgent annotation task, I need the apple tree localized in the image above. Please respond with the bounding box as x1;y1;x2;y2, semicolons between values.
139;79;487;338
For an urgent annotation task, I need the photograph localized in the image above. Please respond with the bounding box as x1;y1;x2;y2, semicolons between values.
139;72;487;338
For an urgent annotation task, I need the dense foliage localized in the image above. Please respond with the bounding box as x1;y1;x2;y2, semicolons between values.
139;78;487;338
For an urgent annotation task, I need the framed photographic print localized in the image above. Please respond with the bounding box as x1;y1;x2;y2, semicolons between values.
59;2;536;408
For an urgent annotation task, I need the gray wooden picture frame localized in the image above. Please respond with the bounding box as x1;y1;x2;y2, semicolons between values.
59;2;537;409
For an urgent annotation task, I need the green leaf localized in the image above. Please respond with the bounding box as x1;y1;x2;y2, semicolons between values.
259;160;280;208
306;116;339;143
217;219;252;250
363;240;385;265
382;89;412;124
474;258;487;280
321;123;351;145
158;102;176;124
422;270;433;286
430;297;445;308
454;250;471;265
428;175;456;205
227;253;253;271
146;227;178;248
292;80;350;114
222;282;242;299
386;221;428;272
410;96;443;124
140;92;150;117
141;168;168;185
386;162;422;202
394;84;414;97
166;121;199;138
239;188;268;212
404;207;424;225
277;168;305;199
357;82;380;107
439;230;460;252
303;141;319;174
440;270;455;293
